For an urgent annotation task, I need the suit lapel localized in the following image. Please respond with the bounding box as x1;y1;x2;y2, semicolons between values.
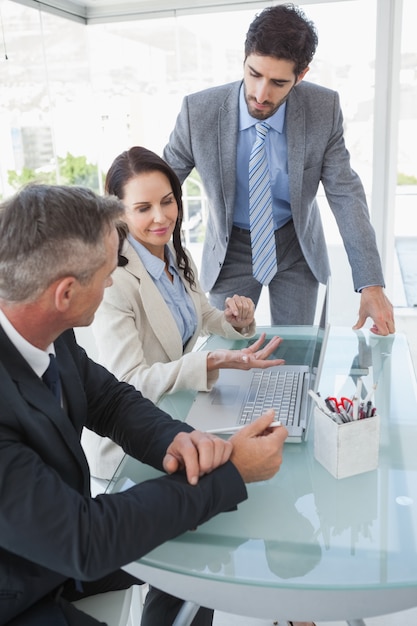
122;243;184;360
286;87;306;225
0;327;90;484
218;81;241;233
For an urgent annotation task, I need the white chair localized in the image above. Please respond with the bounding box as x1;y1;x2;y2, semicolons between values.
90;475;110;497
172;600;200;626
72;584;143;626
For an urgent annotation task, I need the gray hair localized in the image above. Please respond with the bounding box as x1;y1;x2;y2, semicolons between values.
0;184;124;303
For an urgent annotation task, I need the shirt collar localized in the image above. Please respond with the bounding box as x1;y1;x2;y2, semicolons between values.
0;308;54;377
127;234;170;280
238;83;286;134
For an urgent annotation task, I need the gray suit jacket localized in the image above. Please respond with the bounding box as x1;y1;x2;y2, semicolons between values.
163;80;384;293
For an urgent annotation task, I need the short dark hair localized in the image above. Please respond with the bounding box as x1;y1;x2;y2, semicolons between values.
244;3;318;75
0;184;123;302
106;146;195;288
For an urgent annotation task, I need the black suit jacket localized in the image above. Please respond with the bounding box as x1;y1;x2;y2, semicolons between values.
0;326;247;624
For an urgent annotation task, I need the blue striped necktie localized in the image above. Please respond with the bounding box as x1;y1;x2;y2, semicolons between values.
249;122;277;286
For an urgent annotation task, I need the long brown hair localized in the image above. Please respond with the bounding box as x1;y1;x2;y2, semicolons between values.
106;146;196;288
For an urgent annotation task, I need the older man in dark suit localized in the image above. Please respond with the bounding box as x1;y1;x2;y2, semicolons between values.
0;184;287;625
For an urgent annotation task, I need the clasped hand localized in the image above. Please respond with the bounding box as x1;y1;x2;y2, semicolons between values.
224;294;255;329
162;410;288;486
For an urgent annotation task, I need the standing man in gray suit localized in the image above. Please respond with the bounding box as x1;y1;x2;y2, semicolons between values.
163;3;395;336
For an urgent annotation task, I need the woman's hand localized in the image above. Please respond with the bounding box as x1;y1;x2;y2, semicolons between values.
224;294;255;330
207;333;285;372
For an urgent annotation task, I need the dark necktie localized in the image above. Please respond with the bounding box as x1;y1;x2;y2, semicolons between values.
42;353;62;402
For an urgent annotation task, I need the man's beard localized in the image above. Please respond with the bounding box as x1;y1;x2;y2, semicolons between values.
244;85;295;120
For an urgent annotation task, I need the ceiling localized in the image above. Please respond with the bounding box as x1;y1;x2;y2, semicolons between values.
11;0;267;24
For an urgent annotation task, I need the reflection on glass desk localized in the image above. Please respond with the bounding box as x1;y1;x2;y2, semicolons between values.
107;327;417;624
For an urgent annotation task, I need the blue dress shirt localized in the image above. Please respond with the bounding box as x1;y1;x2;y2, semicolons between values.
128;235;197;346
233;84;292;230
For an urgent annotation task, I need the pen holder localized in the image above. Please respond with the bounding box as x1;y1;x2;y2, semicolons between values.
313;407;380;479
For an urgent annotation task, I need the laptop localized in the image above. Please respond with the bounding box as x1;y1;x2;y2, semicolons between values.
185;283;330;443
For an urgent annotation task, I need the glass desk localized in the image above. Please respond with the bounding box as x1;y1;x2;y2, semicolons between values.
107;327;417;624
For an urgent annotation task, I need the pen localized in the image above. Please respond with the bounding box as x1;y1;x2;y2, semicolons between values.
351;395;359;421
355;377;363;403
325;397;336;412
363;383;377;405
309;391;342;423
351;377;362;420
206;421;281;434
308;390;333;416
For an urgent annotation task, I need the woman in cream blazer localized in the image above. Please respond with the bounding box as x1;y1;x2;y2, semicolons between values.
82;147;283;479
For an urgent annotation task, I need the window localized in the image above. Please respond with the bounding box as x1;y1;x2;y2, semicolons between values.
395;0;417;307
0;0;414;308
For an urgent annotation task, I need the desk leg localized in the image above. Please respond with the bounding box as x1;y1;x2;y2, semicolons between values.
172;601;200;626
347;620;366;626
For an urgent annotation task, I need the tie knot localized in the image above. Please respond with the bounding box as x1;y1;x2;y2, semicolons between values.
255;122;270;140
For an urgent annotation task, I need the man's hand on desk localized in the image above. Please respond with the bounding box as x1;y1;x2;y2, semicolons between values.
230;410;288;483
206;333;285;372
353;285;395;336
162;410;287;487
163;430;233;486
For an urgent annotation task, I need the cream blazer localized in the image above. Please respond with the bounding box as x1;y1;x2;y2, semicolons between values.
82;240;255;478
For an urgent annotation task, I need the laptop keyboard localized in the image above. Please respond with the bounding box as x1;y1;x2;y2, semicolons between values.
238;369;302;426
